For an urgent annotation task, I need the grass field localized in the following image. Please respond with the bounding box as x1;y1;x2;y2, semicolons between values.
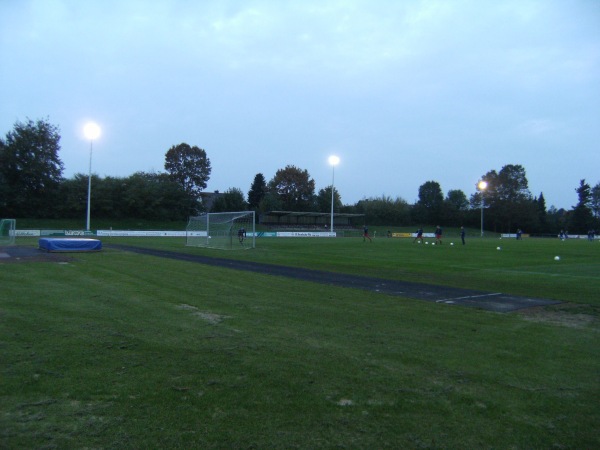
1;234;599;448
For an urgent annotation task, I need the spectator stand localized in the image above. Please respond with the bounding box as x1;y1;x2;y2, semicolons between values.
260;211;364;236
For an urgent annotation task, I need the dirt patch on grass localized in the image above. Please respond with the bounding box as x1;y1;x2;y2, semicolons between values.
517;303;599;330
176;304;230;324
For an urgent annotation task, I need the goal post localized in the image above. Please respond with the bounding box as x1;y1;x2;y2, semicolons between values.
186;211;255;250
0;219;16;246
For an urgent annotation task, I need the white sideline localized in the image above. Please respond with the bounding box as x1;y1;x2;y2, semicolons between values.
435;293;503;303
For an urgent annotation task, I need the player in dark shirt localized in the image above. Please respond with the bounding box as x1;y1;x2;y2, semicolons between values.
413;228;424;244
434;226;443;244
363;226;372;242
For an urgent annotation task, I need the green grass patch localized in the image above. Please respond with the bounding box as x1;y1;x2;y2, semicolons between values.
100;233;600;305
1;235;599;448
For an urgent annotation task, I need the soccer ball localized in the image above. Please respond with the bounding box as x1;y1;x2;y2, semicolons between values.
554;256;560;261
496;246;501;250
450;242;454;246
425;242;429;245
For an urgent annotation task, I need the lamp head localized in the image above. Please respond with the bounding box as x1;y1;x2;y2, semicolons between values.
478;180;488;191
84;122;101;140
328;155;340;166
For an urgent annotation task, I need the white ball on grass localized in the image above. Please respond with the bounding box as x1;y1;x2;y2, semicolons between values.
450;242;454;246
497;246;501;250
554;256;560;261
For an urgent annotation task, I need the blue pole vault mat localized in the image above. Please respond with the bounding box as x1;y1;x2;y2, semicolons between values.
39;238;102;252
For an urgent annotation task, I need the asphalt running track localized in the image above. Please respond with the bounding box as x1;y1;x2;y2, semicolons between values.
107;244;561;313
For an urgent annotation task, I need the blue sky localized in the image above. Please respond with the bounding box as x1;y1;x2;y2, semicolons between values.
1;0;599;210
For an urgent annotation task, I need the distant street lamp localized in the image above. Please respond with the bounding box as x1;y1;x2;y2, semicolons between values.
478;180;488;238
328;155;340;234
83;122;101;231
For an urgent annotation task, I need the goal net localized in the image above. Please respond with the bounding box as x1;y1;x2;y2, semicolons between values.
0;219;16;246
186;211;255;250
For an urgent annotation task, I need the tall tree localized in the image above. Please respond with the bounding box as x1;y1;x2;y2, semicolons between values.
590;182;600;220
58;172;190;221
247;173;267;210
418;181;444;209
444;189;469;226
164;143;211;200
535;192;547;232
446;189;469;211
0;142;8;212
258;191;283;212
547;206;569;234
0;118;63;217
476;164;533;232
316;185;342;213
570;179;593;233
268;165;315;211
211;187;248;212
574;179;591;208
120;172;190;220
57;173;97;220
413;180;444;224
355;195;410;226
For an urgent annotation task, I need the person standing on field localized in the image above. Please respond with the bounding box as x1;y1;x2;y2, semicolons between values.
413;227;424;244
363;225;372;242
434;225;443;244
460;226;466;245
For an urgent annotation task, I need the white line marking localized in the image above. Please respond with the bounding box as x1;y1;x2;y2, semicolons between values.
435;293;503;303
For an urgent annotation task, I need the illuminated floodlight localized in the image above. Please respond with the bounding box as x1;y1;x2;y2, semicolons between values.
84;122;101;140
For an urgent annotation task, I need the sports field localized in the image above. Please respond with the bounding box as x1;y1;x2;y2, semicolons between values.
1;235;599;448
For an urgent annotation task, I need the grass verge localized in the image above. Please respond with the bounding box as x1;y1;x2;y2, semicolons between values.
1;236;598;448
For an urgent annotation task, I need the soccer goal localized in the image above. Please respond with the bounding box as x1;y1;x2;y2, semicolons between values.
0;219;16;246
186;211;255;250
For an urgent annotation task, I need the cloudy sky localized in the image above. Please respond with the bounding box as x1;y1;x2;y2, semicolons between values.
1;0;599;210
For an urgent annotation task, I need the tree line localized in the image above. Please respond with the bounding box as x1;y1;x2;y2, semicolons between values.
1;118;599;233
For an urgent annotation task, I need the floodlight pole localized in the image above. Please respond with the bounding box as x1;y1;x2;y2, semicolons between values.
328;156;340;234
478;180;487;238
330;165;335;233
480;196;483;238
84;122;100;232
86;139;93;231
